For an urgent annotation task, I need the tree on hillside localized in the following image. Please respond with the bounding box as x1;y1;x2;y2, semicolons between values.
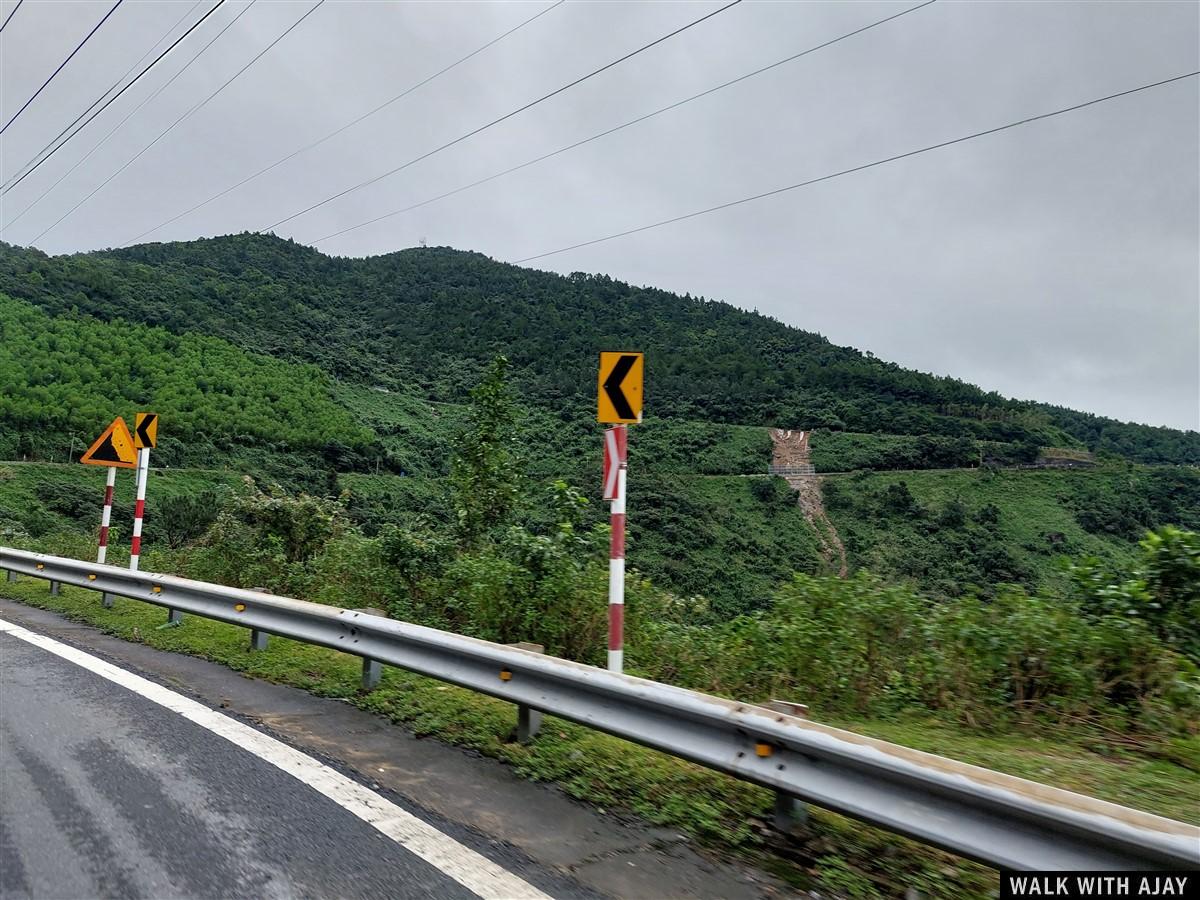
1071;525;1200;661
451;356;524;545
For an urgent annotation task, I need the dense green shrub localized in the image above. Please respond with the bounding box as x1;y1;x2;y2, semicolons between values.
810;431;985;473
32;480;96;518
158;491;221;548
635;570;1198;734
185;479;349;595
1071;483;1155;540
878;481;923;517
749;476;788;504
1071;526;1200;661
450;356;523;545
378;480;621;661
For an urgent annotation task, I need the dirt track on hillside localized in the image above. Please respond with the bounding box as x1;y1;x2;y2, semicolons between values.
770;429;847;577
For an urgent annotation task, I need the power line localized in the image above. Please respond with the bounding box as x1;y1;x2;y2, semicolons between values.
122;0;566;246
28;0;325;245
0;0;125;136
0;0;25;35
2;0;252;235
262;0;745;234
2;0;216;196
514;71;1199;264
311;0;936;247
2;1;207;194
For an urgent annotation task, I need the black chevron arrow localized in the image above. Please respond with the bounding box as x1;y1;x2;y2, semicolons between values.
136;414;157;446
603;355;638;420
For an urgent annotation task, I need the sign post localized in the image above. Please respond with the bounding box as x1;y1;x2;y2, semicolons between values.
80;417;138;605
598;352;643;674
603;425;628;672
131;412;173;623
97;466;116;565
129;446;149;572
129;413;159;572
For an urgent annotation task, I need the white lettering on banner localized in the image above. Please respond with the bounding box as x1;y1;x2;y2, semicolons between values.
1009;876;1190;898
1139;877;1189;896
1009;876;1073;895
1076;876;1131;895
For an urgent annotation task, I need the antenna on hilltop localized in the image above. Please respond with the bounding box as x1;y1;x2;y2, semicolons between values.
419;237;427;249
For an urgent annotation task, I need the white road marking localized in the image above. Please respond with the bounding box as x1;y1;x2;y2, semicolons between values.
0;617;553;900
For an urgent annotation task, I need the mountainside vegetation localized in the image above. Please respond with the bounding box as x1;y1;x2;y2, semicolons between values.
1;234;1196;463
6;365;1197;742
1;233;1197;612
0;292;369;463
824;466;1200;600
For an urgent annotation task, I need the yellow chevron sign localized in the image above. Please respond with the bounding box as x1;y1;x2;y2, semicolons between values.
597;352;644;424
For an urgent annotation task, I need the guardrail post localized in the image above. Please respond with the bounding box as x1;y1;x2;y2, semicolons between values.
507;642;544;742
773;791;808;832
361;657;382;690
49;580;60;595
102;592;114;608
5;569;16;582
766;699;810;832
516;703;542;744
354;608;388;691
166;608;183;626
248;589;268;650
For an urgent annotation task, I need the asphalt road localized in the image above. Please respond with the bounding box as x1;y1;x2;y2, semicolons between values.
0;602;782;900
0;628;557;899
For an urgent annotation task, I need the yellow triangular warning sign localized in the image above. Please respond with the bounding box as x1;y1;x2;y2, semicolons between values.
80;417;138;469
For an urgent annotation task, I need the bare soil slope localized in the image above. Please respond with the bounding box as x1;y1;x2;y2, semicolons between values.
770;429;847;577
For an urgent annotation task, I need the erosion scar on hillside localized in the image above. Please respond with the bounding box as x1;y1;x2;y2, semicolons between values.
770;429;848;578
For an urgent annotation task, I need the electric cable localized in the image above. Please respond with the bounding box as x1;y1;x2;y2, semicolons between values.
261;0;744;234
2;0;208;194
0;0;26;36
311;0;936;246
122;0;566;245
2;0;252;234
514;70;1200;264
28;0;325;244
1;0;125;136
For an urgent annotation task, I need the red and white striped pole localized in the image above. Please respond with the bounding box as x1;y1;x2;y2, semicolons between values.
129;446;149;571
97;466;115;563
605;425;628;673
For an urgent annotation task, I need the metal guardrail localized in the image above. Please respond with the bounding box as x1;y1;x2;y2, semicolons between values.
2;547;1198;871
767;464;816;476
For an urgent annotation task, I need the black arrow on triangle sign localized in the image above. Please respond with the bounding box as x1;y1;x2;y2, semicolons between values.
136;414;157;447
603;355;638;420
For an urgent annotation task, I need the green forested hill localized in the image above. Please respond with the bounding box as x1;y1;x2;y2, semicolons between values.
1;234;1195;463
0;293;368;465
1;233;1197;610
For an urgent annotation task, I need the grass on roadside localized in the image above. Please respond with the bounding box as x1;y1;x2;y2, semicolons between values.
3;578;1196;898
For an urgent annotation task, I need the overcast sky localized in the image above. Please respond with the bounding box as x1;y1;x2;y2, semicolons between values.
1;0;1196;430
